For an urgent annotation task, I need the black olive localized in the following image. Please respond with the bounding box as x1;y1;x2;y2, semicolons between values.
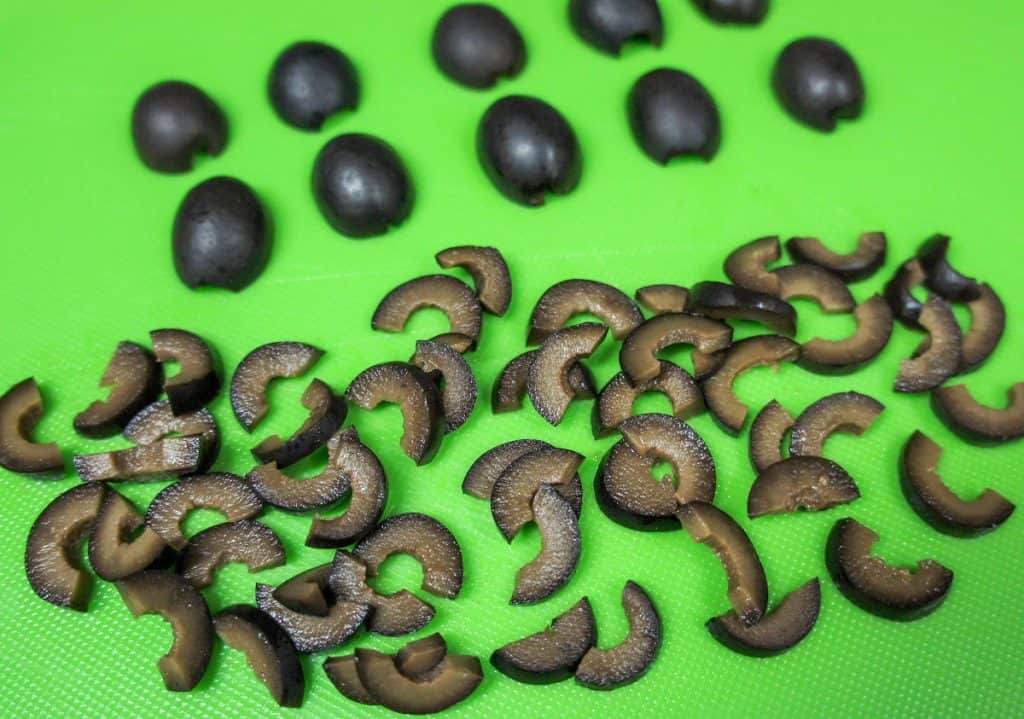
477;96;582;206
432;4;526;88
131;81;227;173
692;0;768;24
569;0;663;56
268;42;359;131
173;177;272;291
773;38;864;131
313;134;414;237
627;69;721;164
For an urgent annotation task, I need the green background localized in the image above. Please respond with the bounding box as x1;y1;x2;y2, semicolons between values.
1;0;1022;716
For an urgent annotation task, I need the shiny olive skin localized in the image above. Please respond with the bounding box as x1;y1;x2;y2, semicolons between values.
268;41;359;130
569;0;663;56
773;37;864;131
628;68;721;163
132;81;227;173
432;4;525;88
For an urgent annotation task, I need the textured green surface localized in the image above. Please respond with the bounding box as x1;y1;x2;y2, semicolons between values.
1;0;1022;717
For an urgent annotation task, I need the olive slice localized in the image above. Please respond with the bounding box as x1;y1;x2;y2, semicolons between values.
960;283;1005;373
230;342;323;431
916;234;981;302
748;456;860;518
749;400;793;473
411;339;478;432
593;362;703;437
575;581;661;690
931;383;1024;444
256;574;369;653
73;436;204;483
724;236;781;295
883;259;927;327
462;439;552;499
894;297;961;393
345;362;445;465
528;323;608;425
274;564;332;616
328;550;436;636
620;313;734;385
146;472;263;551
251;379;347;468
703;335;800;435
621;414;716;503
395;633;449;678
569;0;663;56
826;518;953;621
596;437;682;531
685;281;797;335
372;275;483;346
116;571;213;691
88;489;169;581
677;502;768;625
431;332;476;354
491;447;585;541
789;391;884;457
492;350;594;413
435;245;512;316
74;341;162;438
491;597;596;683
25;483;105;610
691;348;727;381
150;328;222;415
512;485;582;605
528;279;643;345
706;579;820;657
214;604;305;707
249;429;351;512
900;431;1014;536
635;284;689;315
123;400;220;473
772;265;855;313
799;294;893;374
179;520;286;590
355;646;483;715
323;654;378;705
354;513;463;599
0;378;63;475
786;232;887;282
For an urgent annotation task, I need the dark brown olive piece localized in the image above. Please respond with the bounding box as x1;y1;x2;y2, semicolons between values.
323;634;450;705
354;513;463;599
789;391;884;457
707;579;820;657
749;400;793;473
528;323;607;425
883;259;927;327
256;572;369;653
249;429;351;512
328;550;436;636
355;646;484;715
73;436;204;482
146;472;263;551
900;431;1014;536
686;281;797;335
593;362;703;437
435;245;512;316
492;351;594;413
151;329;222;415
215;605;305;707
346;362;445;465
786;232;886;282
431;332;476;354
231;342;323;431
826;518;953;621
772;264;855;312
116;571;213;691
0;378;63;475
372;275;483;346
677;501;768;625
411;339;478;432
576;581;661;689
931;383;1024;445
635;284;689;315
251;379;347;468
274;564;332;616
324;654;378;705
74;341;161;438
694;0;768;24
25;483;105;610
512;485;581;605
620;313;733;385
595;439;676;530
703;336;800;435
916;234;981;302
620;414;716;503
527;279;643;344
748;456;859;518
724;236;781;295
179;520;285;590
691;348;727;381
88;489;170;581
799;294;893;374
462;439;552;499
960;283;1005;373
131;81;226;172
628;68;721;163
895;297;961;394
569;0;663;55
123;400;220;473
492;597;596;683
491;446;585;541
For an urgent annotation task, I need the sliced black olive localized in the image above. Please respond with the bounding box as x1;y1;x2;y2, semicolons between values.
252;379;347;468
706;579;820;657
179;520;286;590
931;383;1024;445
313;133;414;237
884;259;927;327
576;581;661;690
724;236;781;295
477;95;582;205
569;0;663;56
231;341;323;431
88;489;170;581
620;313;733;385
274;564;332;616
595;438;677;530
773;37;864;131
116;571;213;691
826;518;953;621
146;472;263;551
620;414;716;502
593;362;703;437
799;294;893;374
491;597;596;683
749;400;793;473
268;41;359;131
772;264;855;312
372;275;483;346
345;362;446;465
131;80;227;173
73;436;204;483
492;350;594;413
150;328;222;415
512;485;582;605
214;604;305;707
635;284;689;315
431;332;476;354
916;234;981;302
25;483;105;610
124;400;220;473
354;646;483;715
323;654;378;705
789;391;884;457
895;297;961;393
528;323;608;425
435;245;512;316
900;431;1014;536
677;501;768;625
395;633;449;678
464;440;553;500
686;281;797;335
74;341;161;438
528;279;643;344
628;68;721;164
354;513;463;599
691;348;727;381
432;3;525;88
328;550;435;636
960;283;1005;373
0;378;63;475
249;430;351;512
693;0;768;24
748;456;859;518
703;335;800;435
256;572;369;653
786;232;887;282
411;339;478;432
491;446;584;541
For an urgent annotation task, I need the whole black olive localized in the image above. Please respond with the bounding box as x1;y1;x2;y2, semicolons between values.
312;134;414;237
628;68;721;163
569;0;663;56
173;177;271;291
773;38;864;131
692;0;768;24
477;96;582;206
432;4;526;89
268;41;360;131
131;81;227;173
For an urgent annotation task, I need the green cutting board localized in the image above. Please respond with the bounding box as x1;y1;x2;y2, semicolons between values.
2;0;1021;716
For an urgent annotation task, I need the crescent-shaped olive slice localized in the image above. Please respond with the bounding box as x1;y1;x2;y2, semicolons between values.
491;447;584;541
123;400;220;472
691;348;727;381
25;483;105;610
435;245;512;316
593;363;703;437
528;323;607;425
512;485;581;605
116;571;213;691
492;351;594;413
575;581;661;690
179;520;286;590
635;284;689;315
73;436;204;482
685;281;797;335
256;573;370;653
677;502;768;625
462;439;552;499
772;265;855;313
328;550;436;636
749;400;794;473
230;342;323;431
786;232;887;282
527;279;643;344
372;275;483;346
346;362;445;465
916;234;981;302
620;313;734;385
431;332;475;354
0;378;63;475
724;236;782;295
251;379;347;468
146;472;263;551
799;294;893;374
273;564;332;616
960;283;1005;373
355;646;484;715
748;457;860;518
895;297;961;394
215;604;305;707
595;439;677;531
620;414;716;504
411;339;478;432
323;634;449;705
931;383;1024;444
323;654;378;705
706;578;821;657
703;336;800;435
826;518;954;621
88;489;170;580
74;341;162;438
151;328;222;415
249;430;351;512
492;597;596;683
900;431;1014;536
789;391;884;457
884;259;927;327
354;513;463;599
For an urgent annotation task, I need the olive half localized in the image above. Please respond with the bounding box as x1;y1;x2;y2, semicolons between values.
491;597;596;683
772;264;855;313
123;400;220;473
268;41;359;131
329;550;436;636
959;283;1005;374
492;350;594;414
627;68;721;164
528;323;608;425
693;0;768;24
435;245;512;316
214;604;305;707
512;485;582;605
685;281;797;335
707;579;821;657
74;341;161;438
575;581;661;690
635;284;689;315
527;279;643;344
251;379;347;468
0;378;63;475
491;446;584;541
569;0;663;56
411;339;478;432
88;489;170;581
931;383;1024;445
789;391;884;458
883;259;927;327
894;297;961;394
620;313;733;385
592;362;703;437
916;234;981;302
749;400;793;473
432;4;525;88
372;275;483;347
179;520;286;590
131;80;227;173
354;644;483;715
786;232;887;282
73;435;204;483
724;236;782;295
799;294;893;374
748;456;860;518
230;341;323;431
150;328;222;415
772;37;864;132
248;429;351;512
354;513;464;599
146;472;263;551
462;439;553;499
256;570;369;653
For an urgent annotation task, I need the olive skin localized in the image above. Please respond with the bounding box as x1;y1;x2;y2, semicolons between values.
432;4;526;89
131;81;227;173
173;177;271;291
693;0;768;24
313;134;414;237
477;96;582;206
569;0;664;56
268;42;359;130
773;38;864;131
628;68;721;163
